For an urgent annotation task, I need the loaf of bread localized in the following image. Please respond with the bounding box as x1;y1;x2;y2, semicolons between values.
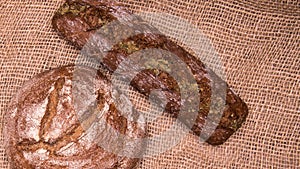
3;65;145;168
52;0;249;145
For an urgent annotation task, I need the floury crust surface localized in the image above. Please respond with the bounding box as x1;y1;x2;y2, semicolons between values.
3;65;146;169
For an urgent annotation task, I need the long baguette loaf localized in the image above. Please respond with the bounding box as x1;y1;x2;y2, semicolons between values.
52;0;249;145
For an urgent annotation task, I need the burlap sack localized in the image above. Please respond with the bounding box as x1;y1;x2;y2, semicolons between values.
0;0;299;168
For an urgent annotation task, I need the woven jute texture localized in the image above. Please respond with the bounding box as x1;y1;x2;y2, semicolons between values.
0;0;299;168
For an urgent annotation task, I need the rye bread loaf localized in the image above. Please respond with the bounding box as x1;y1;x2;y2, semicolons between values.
3;65;146;169
52;0;249;145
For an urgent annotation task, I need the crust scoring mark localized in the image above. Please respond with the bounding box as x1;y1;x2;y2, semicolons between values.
16;77;85;157
40;77;65;141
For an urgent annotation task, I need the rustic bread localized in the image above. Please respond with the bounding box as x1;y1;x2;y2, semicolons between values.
52;0;249;145
3;65;146;169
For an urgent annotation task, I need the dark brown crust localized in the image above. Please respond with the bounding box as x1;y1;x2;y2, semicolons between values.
3;65;145;169
51;0;249;145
